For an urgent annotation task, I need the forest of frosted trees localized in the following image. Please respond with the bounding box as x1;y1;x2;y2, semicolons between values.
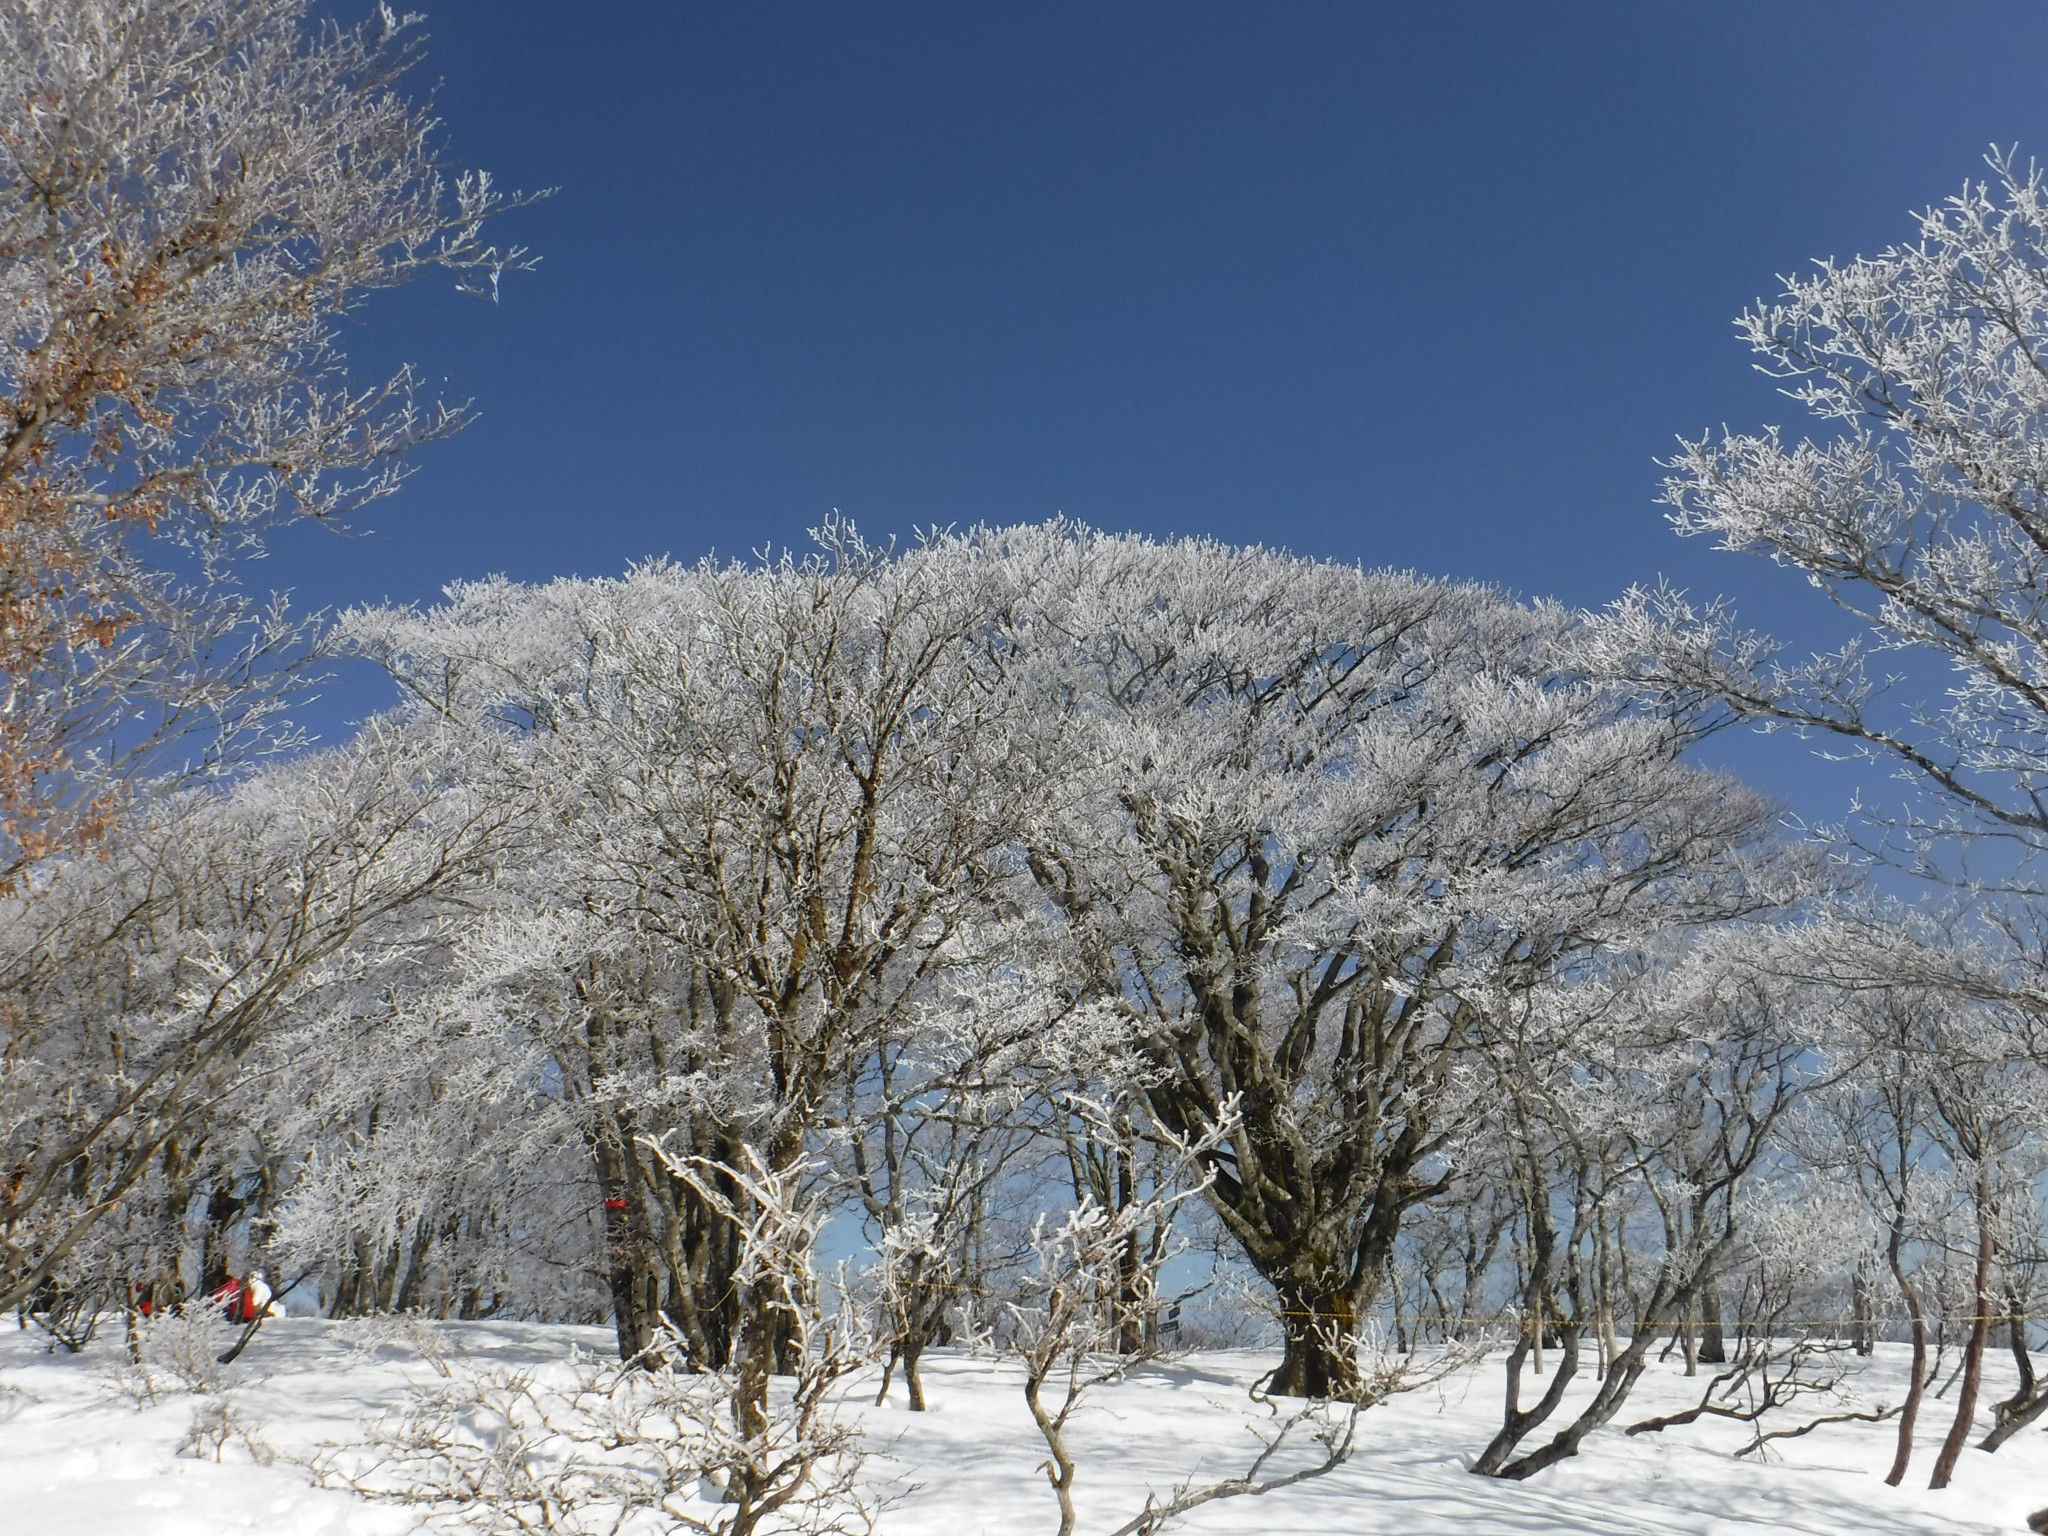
12;3;2048;1531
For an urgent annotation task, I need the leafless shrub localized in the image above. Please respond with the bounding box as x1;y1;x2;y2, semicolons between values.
1103;1394;1360;1536
179;1396;274;1464
309;1147;876;1536
104;1307;239;1405
329;1311;460;1378
1625;1328;1901;1460
306;1344;873;1536
20;1290;105;1354
1006;1095;1490;1536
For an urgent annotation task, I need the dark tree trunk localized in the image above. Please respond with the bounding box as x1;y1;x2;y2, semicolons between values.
1981;1385;2048;1453
393;1219;432;1313
1475;1235;1734;1482
1982;1300;2048;1452
1472;1327;1581;1476
1486;1317;1660;1479
594;1128;658;1362
197;1185;246;1295
1930;1185;1995;1490
664;1156;741;1368
1698;1279;1727;1366
901;1333;928;1411
1886;1235;1929;1485
1267;1284;1359;1399
606;1245;657;1363
1114;1143;1144;1355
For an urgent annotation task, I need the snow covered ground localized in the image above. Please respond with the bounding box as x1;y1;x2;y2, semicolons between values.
2;1318;2045;1535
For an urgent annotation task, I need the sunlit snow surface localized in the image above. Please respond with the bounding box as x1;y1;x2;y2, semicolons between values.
2;1319;2044;1534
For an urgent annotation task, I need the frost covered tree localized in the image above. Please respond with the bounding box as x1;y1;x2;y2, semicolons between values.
1624;152;2048;912
985;525;1803;1398
315;522;1833;1443
0;0;529;880
258;976;603;1323
1793;926;2048;1488
0;0;529;1320
0;716;529;1316
1468;936;1819;1477
847;948;1066;1412
341;525;1072;1393
1621;151;2048;1479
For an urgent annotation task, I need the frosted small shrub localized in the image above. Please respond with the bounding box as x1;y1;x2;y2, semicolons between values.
307;1347;875;1536
107;1309;236;1406
331;1312;459;1378
178;1397;274;1464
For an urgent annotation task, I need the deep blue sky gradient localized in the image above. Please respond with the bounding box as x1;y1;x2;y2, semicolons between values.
268;1;2048;826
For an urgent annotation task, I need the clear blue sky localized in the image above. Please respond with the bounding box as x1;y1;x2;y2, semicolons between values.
271;0;2048;824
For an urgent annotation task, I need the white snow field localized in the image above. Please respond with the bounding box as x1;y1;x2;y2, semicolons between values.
3;1318;2046;1535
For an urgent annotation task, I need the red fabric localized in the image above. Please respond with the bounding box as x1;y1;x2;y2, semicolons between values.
209;1278;256;1324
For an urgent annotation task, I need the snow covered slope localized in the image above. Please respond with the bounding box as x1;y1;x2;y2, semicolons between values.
2;1319;2042;1535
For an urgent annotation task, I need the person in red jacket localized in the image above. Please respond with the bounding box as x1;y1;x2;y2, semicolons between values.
207;1269;274;1326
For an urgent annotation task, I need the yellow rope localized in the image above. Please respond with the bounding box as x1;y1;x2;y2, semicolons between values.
877;1276;2027;1329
